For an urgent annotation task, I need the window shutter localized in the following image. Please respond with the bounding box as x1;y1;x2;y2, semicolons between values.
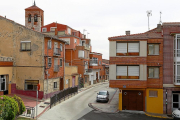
149;68;154;77
116;66;127;76
128;66;139;76
154;44;159;55
154;68;159;78
78;50;84;58
128;43;139;52
21;43;25;50
117;43;127;53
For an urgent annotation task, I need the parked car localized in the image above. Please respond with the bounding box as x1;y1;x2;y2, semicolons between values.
96;90;109;102
172;108;180;119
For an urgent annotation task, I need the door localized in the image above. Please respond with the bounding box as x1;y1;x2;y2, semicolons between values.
68;79;70;88
122;90;143;111
96;72;98;82
72;76;75;87
60;78;64;90
173;94;180;110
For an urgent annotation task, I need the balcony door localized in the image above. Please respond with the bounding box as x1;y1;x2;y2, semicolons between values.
54;42;58;54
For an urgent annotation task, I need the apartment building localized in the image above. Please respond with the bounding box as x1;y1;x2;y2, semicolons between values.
41;22;92;87
109;25;164;114
102;59;109;80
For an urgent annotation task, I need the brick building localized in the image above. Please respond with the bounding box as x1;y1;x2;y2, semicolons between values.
0;14;66;99
108;24;164;114
102;59;109;80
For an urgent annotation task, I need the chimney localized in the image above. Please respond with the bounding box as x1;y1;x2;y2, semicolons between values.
125;31;130;35
157;24;161;29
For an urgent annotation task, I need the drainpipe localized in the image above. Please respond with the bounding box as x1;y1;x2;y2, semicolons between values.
71;50;72;66
166;89;167;114
64;43;65;89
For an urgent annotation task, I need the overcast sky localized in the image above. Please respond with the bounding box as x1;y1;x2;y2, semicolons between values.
1;0;180;59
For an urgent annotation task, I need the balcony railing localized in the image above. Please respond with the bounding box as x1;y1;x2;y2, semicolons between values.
80;43;90;50
90;59;98;66
54;48;61;56
54;65;59;72
174;75;180;85
0;56;13;61
85;69;92;73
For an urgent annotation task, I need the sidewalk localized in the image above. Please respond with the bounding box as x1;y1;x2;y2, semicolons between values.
18;80;109;119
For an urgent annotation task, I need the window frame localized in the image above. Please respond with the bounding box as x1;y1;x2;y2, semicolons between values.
48;57;52;68
60;44;63;51
50;27;57;32
148;44;160;55
24;80;39;91
42;28;47;32
116;65;140;79
48;40;52;49
60;59;63;67
54;82;57;89
116;42;139;56
148;67;159;78
28;14;31;22
34;14;38;22
20;41;31;51
149;90;158;97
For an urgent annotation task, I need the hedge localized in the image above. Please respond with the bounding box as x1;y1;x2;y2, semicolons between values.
0;95;25;120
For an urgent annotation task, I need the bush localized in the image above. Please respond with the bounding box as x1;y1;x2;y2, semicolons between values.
13;95;25;115
0;95;25;120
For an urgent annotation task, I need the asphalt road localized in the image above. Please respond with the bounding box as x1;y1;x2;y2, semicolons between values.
78;111;170;120
39;82;116;120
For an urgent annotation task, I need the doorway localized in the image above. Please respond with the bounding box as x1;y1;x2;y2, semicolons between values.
72;76;75;87
60;78;64;90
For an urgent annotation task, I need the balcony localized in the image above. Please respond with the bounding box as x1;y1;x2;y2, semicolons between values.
54;65;59;72
54;48;61;56
85;69;92;73
174;76;180;85
81;43;90;50
90;59;98;66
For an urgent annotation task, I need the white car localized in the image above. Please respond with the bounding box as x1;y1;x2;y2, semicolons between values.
96;90;109;102
172;108;180;119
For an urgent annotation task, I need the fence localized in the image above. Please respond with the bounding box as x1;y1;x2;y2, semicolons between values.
50;86;78;109
21;106;35;118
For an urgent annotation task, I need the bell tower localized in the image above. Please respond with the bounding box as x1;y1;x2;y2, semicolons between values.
25;1;44;32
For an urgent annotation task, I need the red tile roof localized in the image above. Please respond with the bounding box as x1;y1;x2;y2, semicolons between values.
108;27;163;40
25;5;43;11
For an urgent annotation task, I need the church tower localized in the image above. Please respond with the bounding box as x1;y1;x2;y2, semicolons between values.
25;1;44;32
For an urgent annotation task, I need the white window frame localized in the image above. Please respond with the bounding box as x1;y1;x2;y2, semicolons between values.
42;28;47;32
148;67;159;78
78;50;84;58
74;39;77;43
60;44;63;51
48;40;52;49
50;27;57;32
48;57;52;67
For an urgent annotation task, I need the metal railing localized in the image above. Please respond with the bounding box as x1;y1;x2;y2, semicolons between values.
54;65;59;72
54;48;61;56
85;69;92;73
50;86;78;109
90;59;98;66
21;106;35;119
0;56;13;61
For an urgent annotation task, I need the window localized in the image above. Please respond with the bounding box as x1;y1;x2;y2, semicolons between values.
60;59;62;67
60;44;63;51
34;14;38;22
78;50;84;58
99;61;101;65
48;40;51;49
25;80;39;90
28;14;31;22
21;41;31;51
116;42;139;56
67;28;71;34
148;67;159;78
74;39;77;43
50;27;56;32
116;66;139;79
48;57;52;67
42;28;47;32
149;90;158;97
148;44;159;55
54;82;57;89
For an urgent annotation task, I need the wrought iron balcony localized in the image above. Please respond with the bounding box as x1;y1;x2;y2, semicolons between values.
54;65;59;72
90;59;98;66
54;48;61;56
85;69;92;73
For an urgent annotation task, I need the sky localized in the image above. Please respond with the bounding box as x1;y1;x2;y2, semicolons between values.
1;0;180;60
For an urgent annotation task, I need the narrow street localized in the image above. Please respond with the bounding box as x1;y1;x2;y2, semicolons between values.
39;82;116;120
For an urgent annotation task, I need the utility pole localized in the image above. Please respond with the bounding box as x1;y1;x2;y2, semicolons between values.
146;10;152;30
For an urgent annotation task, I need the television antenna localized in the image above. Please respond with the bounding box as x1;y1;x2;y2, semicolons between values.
159;11;162;24
146;10;152;30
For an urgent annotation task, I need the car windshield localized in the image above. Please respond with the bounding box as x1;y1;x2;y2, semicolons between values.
178;108;180;110
98;92;107;95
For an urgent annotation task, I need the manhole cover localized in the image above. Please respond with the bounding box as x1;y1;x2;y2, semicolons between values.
39;106;45;108
44;102;50;104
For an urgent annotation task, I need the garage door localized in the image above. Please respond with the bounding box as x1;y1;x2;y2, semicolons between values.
122;90;143;111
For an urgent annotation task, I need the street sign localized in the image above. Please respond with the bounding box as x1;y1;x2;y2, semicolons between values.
37;84;40;91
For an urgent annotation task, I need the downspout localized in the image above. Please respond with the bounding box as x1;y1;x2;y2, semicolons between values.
71;50;72;66
64;43;65;90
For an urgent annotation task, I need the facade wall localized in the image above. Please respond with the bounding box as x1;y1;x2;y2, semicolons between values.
0;16;44;91
146;89;163;114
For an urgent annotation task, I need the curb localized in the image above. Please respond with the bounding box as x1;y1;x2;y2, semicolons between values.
145;113;173;119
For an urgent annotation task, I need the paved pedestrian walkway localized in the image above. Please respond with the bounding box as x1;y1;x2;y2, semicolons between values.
16;80;109;119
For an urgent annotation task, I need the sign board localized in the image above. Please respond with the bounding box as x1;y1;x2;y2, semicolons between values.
123;85;126;88
37;84;40;91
